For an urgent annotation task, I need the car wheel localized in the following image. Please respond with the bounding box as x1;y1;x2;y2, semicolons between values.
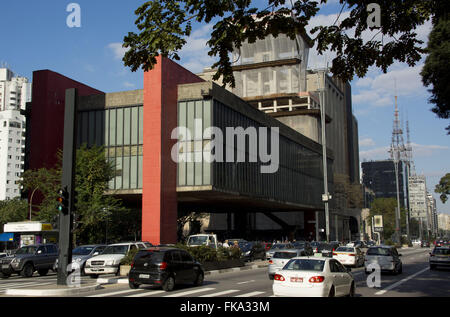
129;281;140;289
89;274;99;279
38;269;49;276
347;282;355;297
194;272;204;286
328;286;335;297
162;276;175;292
398;264;403;274
21;263;34;278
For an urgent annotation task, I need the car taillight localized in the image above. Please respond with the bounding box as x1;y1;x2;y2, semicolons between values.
314;248;318;252
309;276;325;283
159;262;168;270
274;274;285;281
349;254;356;257
131;261;134;268
332;253;337;256
269;260;273;264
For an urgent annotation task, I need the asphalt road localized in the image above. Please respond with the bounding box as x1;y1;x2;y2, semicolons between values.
1;247;448;297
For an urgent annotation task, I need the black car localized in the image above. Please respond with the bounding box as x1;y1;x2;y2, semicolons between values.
292;241;313;256
128;247;204;292
320;242;340;257
241;242;266;262
421;241;431;248
0;244;58;278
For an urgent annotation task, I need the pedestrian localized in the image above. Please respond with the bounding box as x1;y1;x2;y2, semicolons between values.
222;240;229;248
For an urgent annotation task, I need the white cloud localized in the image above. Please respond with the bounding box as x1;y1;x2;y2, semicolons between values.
360;143;449;161
359;138;376;147
123;81;135;88
107;42;128;60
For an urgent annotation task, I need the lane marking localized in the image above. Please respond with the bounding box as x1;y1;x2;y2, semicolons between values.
375;267;429;295
200;290;240;297
126;290;166;297
0;282;54;292
237;280;255;285
164;287;215;297
235;291;265;297
88;289;141;297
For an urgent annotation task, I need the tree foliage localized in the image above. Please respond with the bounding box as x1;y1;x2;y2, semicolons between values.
369;198;407;241
123;0;437;87
435;173;450;204
20;145;131;245
421;15;450;134
0;198;28;231
333;173;363;210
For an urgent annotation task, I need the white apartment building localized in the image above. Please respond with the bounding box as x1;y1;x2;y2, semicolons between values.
437;213;450;237
408;174;429;230
0;68;29;201
426;192;438;236
0;68;31;111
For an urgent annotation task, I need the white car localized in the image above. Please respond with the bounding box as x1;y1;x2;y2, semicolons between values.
333;246;365;267
272;257;355;297
268;249;305;279
84;242;147;278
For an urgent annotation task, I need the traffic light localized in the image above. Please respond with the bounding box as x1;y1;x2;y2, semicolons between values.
57;188;69;214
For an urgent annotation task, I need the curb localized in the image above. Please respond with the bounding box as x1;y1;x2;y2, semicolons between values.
5;284;101;296
205;263;268;276
96;277;129;285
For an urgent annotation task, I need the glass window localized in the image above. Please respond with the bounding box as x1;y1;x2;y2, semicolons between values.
131;107;138;145
95;111;103;146
138;155;143;188
88;111;96;146
138;106;143;145
123;156;130;189
130;156;138;188
124;108;131;145
116;108;123;145
110;109;116;146
104;110;110;147
115;156;123;189
171;251;182;262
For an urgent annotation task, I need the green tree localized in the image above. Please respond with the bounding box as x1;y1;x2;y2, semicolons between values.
435;173;450;204
369;198;407;242
21;145;129;245
123;0;438;87
0;198;28;232
421;12;450;134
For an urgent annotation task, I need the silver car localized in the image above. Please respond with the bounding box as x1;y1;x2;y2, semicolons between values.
268;249;305;279
54;245;106;274
429;247;450;270
266;243;294;260
364;245;402;275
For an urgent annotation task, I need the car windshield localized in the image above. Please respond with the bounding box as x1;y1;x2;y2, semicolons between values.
433;248;450;255
336;247;354;252
273;252;298;259
367;247;391;256
271;244;290;250
188;236;208;246
241;243;253;251
73;246;95;256
293;242;305;248
284;259;325;271
15;246;37;255
102;245;128;255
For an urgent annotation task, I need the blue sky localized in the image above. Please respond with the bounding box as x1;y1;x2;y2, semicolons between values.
1;1;448;214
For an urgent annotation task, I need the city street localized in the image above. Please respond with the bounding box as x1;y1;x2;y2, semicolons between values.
0;247;448;298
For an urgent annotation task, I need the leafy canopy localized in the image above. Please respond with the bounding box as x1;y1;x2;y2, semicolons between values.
435;173;450;204
123;0;437;88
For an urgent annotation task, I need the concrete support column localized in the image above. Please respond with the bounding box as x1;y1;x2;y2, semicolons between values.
335;214;339;242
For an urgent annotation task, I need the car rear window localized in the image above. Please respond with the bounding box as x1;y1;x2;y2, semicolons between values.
433;248;450;255
134;250;165;265
273;252;298;259
336;247;354;252
367;248;391;256
283;259;325;272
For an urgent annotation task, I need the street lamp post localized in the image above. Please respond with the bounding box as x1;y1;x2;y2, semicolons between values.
29;187;39;221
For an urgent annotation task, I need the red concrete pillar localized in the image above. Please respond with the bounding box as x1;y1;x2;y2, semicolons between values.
142;57;203;245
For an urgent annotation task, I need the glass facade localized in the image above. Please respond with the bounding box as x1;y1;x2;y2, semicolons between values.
77;105;144;190
177;98;332;208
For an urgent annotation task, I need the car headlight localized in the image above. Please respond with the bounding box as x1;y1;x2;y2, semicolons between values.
11;258;20;264
245;251;251;255
76;258;82;262
105;260;114;266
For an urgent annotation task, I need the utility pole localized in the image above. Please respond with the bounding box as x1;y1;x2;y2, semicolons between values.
389;84;406;246
318;70;331;243
57;88;78;286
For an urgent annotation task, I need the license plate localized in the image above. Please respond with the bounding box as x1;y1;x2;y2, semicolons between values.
290;277;303;283
2;265;9;269
139;274;150;279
